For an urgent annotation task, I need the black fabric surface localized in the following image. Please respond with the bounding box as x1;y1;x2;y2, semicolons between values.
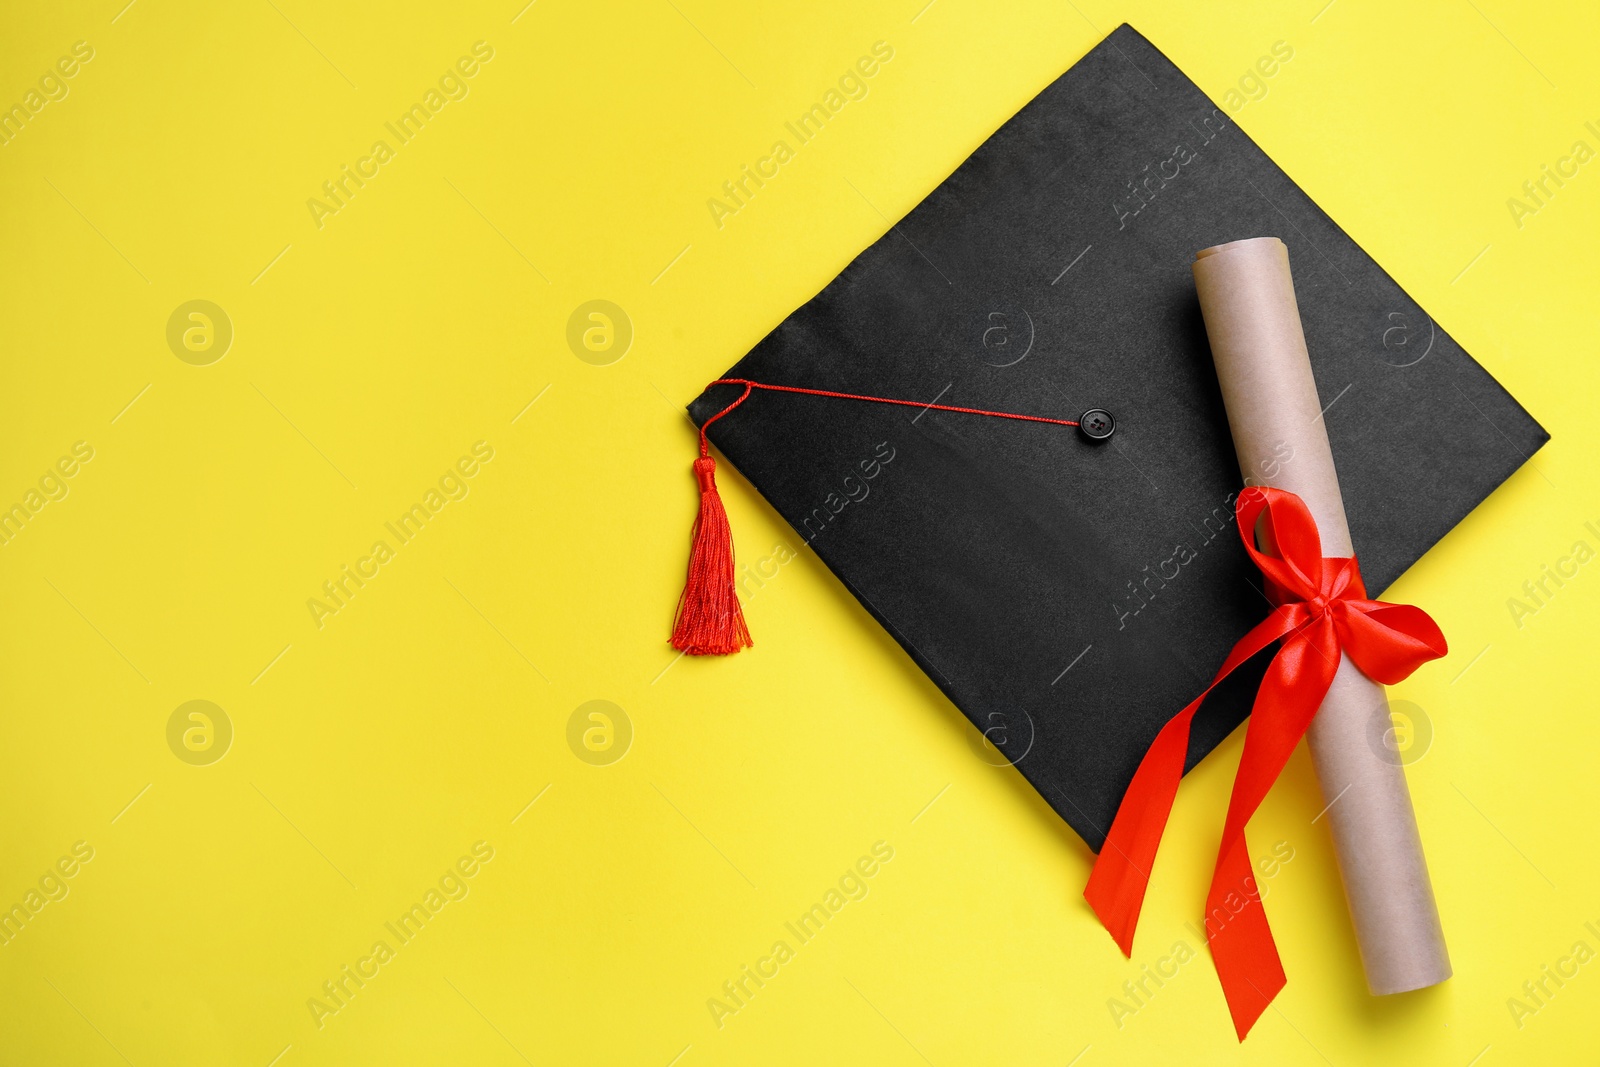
687;24;1548;852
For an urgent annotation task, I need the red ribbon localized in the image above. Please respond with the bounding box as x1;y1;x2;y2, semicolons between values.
1083;486;1447;1040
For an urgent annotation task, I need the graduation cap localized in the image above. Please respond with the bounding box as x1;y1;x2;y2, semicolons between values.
671;24;1546;855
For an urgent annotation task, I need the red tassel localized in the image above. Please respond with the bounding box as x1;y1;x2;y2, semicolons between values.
669;377;1089;655
671;455;752;655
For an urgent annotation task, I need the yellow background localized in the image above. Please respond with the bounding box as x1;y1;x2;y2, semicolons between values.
1;0;1595;1063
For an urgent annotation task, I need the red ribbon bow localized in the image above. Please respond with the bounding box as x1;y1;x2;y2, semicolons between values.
1083;486;1447;1040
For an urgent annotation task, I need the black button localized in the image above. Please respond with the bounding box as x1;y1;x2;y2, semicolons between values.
1078;408;1115;441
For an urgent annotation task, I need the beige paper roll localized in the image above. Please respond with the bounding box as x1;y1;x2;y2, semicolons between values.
1191;237;1451;995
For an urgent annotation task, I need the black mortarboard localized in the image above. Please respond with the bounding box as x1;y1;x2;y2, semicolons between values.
681;24;1546;851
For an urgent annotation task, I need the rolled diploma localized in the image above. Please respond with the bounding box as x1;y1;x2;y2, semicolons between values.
1191;237;1451;995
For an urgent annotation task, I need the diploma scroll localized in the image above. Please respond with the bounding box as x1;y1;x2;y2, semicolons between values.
1192;236;1452;995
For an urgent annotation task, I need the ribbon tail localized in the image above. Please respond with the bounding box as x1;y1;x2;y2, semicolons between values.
1084;693;1203;955
1084;608;1298;956
1205;625;1341;1040
1209;836;1285;1039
